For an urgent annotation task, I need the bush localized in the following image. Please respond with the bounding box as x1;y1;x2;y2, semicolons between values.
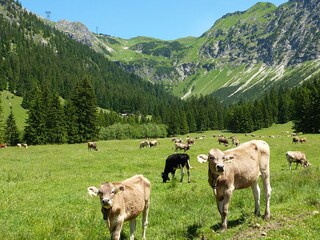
99;123;167;140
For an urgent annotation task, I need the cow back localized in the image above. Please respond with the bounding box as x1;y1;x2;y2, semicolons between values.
222;140;270;189
115;175;151;220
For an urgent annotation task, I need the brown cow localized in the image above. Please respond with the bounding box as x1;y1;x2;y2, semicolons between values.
230;136;240;146
197;140;272;231
0;143;7;149
218;137;229;146
174;142;190;152
88;175;151;240
292;136;300;144
149;140;159;147
186;137;195;145
286;151;311;170
299;137;308;143
139;140;149;148
88;141;98;151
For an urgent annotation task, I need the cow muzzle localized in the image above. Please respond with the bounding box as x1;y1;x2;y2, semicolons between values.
216;164;224;174
101;198;113;208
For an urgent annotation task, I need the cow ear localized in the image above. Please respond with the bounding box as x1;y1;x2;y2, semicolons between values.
197;154;208;163
115;185;125;194
88;186;100;196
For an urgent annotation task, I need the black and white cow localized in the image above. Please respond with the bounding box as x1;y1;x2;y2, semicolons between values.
161;153;192;183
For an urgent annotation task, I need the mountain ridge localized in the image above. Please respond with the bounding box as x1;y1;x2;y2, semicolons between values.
51;0;320;103
4;0;320;104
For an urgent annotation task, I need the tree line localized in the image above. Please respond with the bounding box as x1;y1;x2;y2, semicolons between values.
1;74;320;146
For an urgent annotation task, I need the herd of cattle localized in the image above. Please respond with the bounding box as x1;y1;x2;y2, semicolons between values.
0;133;311;239
85;133;312;239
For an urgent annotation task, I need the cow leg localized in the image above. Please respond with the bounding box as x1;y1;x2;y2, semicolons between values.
289;162;292;170
221;188;233;231
110;221;123;240
171;170;176;180
129;218;136;240
261;173;272;221
251;181;261;216
295;162;298;170
141;200;150;240
187;169;190;183
180;166;184;182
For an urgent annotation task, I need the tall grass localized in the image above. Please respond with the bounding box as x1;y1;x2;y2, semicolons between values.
1;123;319;239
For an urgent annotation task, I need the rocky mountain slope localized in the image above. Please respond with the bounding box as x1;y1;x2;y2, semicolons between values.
51;0;320;103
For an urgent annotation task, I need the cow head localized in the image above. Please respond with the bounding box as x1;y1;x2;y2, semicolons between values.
161;172;170;183
303;160;311;168
88;183;125;209
208;149;235;175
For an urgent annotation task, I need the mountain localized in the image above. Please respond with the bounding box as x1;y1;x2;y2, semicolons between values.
54;0;320;103
0;0;179;116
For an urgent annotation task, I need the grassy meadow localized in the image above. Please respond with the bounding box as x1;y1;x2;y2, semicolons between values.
1;122;319;239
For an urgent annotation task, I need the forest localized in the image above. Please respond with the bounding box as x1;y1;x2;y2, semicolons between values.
0;0;320;145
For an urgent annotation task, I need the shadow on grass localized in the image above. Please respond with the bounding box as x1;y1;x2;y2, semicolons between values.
186;223;202;239
211;215;247;232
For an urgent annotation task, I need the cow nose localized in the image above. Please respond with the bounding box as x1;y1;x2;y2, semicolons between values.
216;164;224;172
101;198;111;206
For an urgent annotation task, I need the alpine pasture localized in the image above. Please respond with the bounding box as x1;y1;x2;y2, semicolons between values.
1;123;319;239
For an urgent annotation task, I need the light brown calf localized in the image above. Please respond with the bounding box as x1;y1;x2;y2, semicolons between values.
286;151;311;170
198;140;272;231
88;175;151;240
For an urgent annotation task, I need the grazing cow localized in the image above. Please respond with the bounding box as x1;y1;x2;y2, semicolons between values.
292;136;300;144
22;143;28;148
218;137;229;146
88;175;151;240
17;143;22;148
186;138;195;145
149;140;159;147
88;141;98;151
286;151;311;170
162;153;192;183
139;140;149;148
174;142;190;152
172;137;183;143
0;143;7;149
299;137;308;143
230;136;240;146
197;140;272;231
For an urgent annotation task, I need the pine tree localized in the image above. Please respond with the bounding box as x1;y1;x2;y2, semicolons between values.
69;76;98;142
4;108;20;146
64;101;79;143
46;93;67;144
24;88;47;145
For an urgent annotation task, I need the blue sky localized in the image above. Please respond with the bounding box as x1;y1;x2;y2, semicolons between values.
20;0;288;40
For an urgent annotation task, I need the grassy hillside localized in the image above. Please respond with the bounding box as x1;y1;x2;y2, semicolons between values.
1;90;27;133
1;123;319;239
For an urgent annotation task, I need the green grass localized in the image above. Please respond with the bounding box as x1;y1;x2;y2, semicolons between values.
1;123;319;239
1;90;28;132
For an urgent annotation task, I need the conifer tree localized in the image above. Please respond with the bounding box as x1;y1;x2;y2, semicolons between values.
69;76;98;142
64;101;79;143
24;87;47;145
4;108;20;145
46;93;67;144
